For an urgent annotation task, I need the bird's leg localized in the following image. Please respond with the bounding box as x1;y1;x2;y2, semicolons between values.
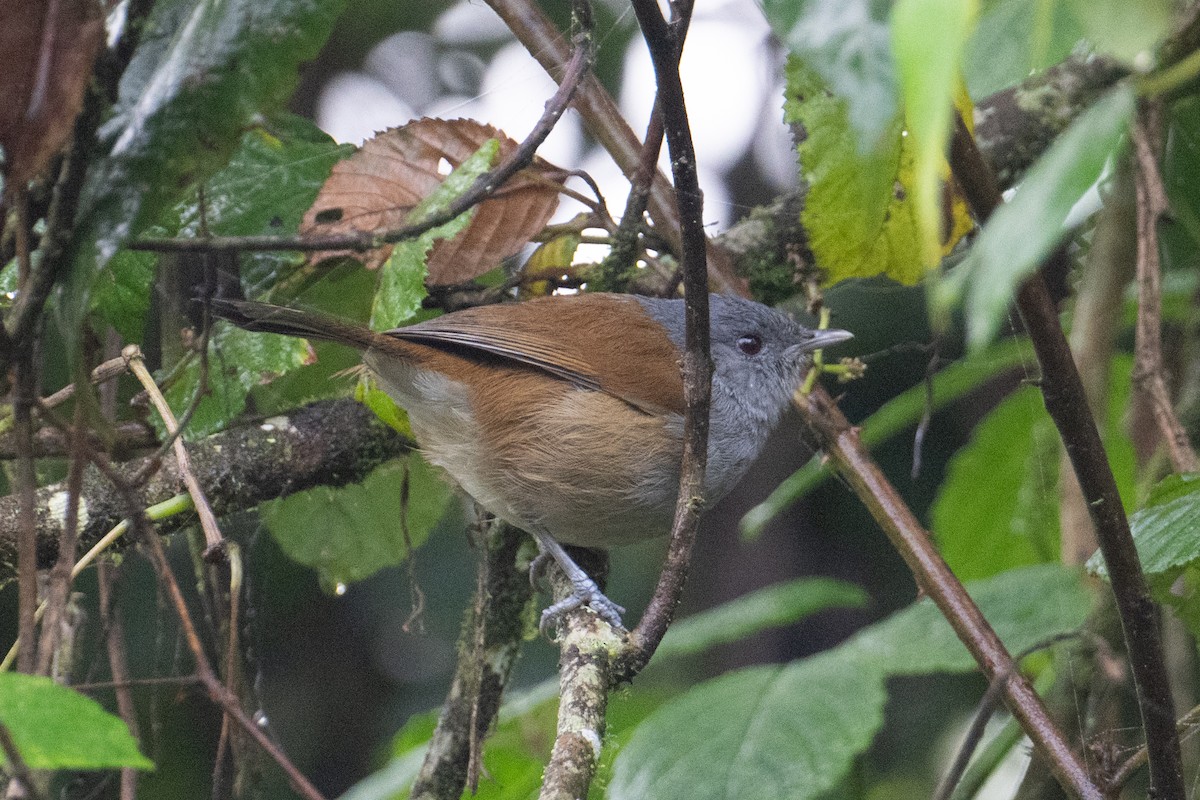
528;529;626;633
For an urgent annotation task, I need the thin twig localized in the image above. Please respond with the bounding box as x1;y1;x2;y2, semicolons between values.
1131;101;1198;473
122;345;226;559
39;353;130;410
795;386;1101;799
212;545;243;800
130;33;591;258
30;403;328;800
35;399;88;676
483;0;744;294
0;720;44;800
620;0;710;674
1110;692;1200;790
98;559;141;800
948;111;1182;799
933;632;1082;800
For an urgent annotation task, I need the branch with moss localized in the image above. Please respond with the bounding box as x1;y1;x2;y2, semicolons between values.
0;399;413;581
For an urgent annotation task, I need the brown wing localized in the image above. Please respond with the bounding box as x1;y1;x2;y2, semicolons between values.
386;294;685;415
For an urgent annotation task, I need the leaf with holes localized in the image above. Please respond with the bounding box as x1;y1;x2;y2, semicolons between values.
301;118;567;285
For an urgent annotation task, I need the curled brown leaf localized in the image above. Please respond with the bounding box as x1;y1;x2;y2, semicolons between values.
300;118;567;286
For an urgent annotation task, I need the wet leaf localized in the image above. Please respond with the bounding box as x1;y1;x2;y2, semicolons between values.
58;0;344;355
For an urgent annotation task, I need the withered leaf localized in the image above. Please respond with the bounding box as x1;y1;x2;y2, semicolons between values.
300;118;567;285
0;0;104;188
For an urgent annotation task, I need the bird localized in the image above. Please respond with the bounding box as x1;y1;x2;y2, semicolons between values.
212;292;851;630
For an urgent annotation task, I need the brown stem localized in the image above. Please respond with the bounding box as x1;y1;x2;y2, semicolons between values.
98;560;141;800
621;0;711;675
0;721;44;800
483;0;744;294
796;387;1102;799
1131;102;1198;473
949;112;1183;799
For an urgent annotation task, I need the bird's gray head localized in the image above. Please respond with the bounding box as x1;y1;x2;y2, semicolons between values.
634;293;852;496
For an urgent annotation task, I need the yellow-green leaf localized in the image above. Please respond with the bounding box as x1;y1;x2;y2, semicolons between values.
892;0;979;266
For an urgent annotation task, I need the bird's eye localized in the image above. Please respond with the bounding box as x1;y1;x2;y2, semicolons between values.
737;334;763;355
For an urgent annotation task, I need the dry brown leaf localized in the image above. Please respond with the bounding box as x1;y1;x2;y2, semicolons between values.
0;0;104;188
300;118;567;285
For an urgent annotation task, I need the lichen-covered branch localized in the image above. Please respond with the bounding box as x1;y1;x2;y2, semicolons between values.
0;399;414;581
411;522;533;800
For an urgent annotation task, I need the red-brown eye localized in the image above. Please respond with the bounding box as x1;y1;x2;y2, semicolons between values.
737;334;763;355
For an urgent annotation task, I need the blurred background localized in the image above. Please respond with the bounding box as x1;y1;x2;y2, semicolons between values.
0;1;1018;797
259;0;989;794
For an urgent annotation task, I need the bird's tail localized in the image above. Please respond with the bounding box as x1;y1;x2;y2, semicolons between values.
209;299;382;351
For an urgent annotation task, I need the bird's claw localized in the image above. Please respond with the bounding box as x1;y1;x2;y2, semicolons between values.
538;577;626;635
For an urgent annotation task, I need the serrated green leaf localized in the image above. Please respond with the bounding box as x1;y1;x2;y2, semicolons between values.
369;140;497;331
58;0;344;355
0;672;153;771
964;0;1083;98
892;0;979;265
609;565;1089;800
160;322;311;440
657;578;868;659
762;0;898;147
959;85;1135;349
786;58;972;286
89;115;349;344
1090;473;1200;581
262;457;451;589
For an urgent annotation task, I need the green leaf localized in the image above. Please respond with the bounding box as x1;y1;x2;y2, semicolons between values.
785;58;971;287
369;139;497;331
159;321;311;440
936;355;1135;579
611;660;889;800
657;578;868;659
178;114;354;292
892;0;978;265
91;115;349;343
958;85;1135;349
58;0;345;353
1091;473;1200;581
1064;0;1171;63
763;0;899;147
262;457;451;590
964;0;1083;97
609;565;1089;800
0;672;153;771
933;387;1061;580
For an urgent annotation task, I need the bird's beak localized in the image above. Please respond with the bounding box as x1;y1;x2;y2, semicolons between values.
797;328;853;354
